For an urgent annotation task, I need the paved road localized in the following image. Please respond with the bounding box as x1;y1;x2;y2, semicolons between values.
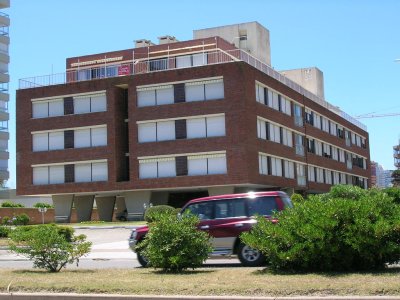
0;227;242;269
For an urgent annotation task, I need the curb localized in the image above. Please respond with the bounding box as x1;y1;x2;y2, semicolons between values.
1;293;400;300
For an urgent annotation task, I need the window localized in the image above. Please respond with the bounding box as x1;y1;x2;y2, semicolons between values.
188;154;227;176
255;83;291;115
294;104;303;126
308;166;315;182
316;168;324;183
176;53;207;68
282;128;293;147
138;122;157;143
296;164;306;186
157;121;175;141
268;123;281;143
149;58;168;71
295;134;304;156
32;99;64;118
139;158;176;179
32;133;49;152
187;118;206;139
49;131;64;151
248;196;278;216
305;108;313;125
73;93;106;114
32;161;107;185
257;119;267;139
215;199;246;219
330;122;337;136
315;140;323;156
186;80;224;102
284;161;295;179
187;116;225;139
259;154;268;175
270;157;282;176
185;202;214;220
325;170;332;184
137;86;174;107
313;113;321;129
321;117;329;133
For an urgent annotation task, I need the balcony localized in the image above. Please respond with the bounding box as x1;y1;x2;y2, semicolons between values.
18;48;367;131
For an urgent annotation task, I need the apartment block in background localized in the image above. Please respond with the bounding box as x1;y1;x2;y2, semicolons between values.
0;0;9;184
16;22;370;222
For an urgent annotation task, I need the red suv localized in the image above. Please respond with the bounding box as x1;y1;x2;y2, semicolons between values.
129;191;292;267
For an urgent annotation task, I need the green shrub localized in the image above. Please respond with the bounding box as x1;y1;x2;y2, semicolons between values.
33;202;53;208
1;216;10;225
290;193;304;205
383;187;400;204
144;205;176;223
12;213;30;226
1;201;24;208
322;184;367;201
136;212;212;272
241;187;400;272
10;224;74;242
9;224;91;272
0;225;10;238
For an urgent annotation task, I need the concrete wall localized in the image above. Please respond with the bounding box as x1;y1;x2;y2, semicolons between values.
193;21;271;66
280;67;325;100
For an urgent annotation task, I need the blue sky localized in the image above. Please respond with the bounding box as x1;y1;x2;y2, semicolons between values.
6;0;400;188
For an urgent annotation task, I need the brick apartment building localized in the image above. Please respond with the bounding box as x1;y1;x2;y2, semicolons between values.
16;22;370;222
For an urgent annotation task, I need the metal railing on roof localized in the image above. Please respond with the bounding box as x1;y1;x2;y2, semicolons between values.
18;48;366;131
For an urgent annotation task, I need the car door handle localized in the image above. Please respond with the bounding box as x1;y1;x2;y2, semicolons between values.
200;225;210;230
234;223;244;227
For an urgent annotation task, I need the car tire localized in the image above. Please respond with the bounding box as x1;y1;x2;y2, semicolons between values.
136;250;149;267
237;243;265;267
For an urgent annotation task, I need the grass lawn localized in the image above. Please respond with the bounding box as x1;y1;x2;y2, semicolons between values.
0;238;8;247
0;267;400;296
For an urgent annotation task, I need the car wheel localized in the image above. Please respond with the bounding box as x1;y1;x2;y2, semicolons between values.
237;243;265;267
136;250;149;267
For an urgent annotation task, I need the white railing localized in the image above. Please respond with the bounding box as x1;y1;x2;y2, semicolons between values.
18;48;366;131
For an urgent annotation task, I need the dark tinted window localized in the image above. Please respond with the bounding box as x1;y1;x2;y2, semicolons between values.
247;196;278;216
215;199;246;219
184;202;214;220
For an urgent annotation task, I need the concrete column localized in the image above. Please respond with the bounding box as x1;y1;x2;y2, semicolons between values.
124;191;151;221
52;194;74;223
150;191;169;206
74;195;94;222
208;186;235;196
95;196;116;222
115;196;127;214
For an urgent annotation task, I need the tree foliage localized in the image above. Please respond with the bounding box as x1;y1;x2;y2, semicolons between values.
8;225;91;272
136;212;212;272
242;185;400;272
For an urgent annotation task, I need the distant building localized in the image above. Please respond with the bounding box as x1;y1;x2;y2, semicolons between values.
0;0;9;185
16;22;370;223
370;161;393;188
394;140;400;170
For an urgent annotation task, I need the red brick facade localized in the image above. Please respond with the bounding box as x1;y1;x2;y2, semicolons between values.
16;39;370;197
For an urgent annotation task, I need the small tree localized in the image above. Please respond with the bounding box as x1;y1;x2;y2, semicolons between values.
290;193;304;205
9;225;91;272
136;212;212;272
144;205;177;223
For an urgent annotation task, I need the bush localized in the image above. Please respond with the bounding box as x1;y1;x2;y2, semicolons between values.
1;201;24;208
12;213;30;226
1;216;10;225
11;224;74;242
241;187;400;272
144;205;177;223
290;193;304;205
383;187;400;204
0;225;10;238
9;224;91;272
33;202;53;209
136;212;212;272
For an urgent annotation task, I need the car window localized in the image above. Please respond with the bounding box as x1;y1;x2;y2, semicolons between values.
215;199;246;219
281;195;293;208
183;202;214;220
247;196;278;216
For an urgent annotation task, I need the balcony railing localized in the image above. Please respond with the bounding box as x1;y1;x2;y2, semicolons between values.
18;48;367;131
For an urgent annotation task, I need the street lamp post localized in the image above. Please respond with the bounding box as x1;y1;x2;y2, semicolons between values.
38;207;47;224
